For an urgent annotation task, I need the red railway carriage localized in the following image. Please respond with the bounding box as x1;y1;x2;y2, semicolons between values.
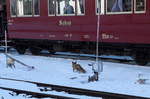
5;0;150;65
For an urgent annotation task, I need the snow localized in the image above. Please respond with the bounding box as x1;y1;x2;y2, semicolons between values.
0;51;150;99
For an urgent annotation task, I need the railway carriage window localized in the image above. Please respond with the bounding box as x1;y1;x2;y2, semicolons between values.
17;0;24;16
48;0;55;15
77;0;85;15
135;0;145;12
33;0;40;15
107;0;132;13
17;0;32;16
10;0;17;16
23;0;32;15
96;0;104;14
56;0;75;15
16;0;40;16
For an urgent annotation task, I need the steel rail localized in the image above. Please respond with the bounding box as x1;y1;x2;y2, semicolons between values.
0;86;77;99
0;49;136;66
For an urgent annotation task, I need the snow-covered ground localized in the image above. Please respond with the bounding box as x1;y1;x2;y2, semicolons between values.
0;52;150;99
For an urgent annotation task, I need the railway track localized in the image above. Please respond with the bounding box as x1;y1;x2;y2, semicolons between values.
0;47;142;66
30;51;138;66
0;77;93;99
0;77;149;99
51;52;133;62
0;87;76;99
0;46;133;61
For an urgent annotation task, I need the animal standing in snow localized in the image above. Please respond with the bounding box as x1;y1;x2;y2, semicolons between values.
72;61;86;73
88;63;99;82
135;73;149;84
88;71;98;82
7;58;15;68
136;79;148;84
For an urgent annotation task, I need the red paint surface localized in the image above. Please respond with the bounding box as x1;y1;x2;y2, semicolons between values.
6;0;150;44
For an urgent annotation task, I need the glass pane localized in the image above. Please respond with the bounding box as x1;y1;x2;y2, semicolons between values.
34;0;39;15
57;0;75;15
17;0;32;16
136;0;145;11
96;0;104;14
107;0;132;12
77;0;85;15
48;0;55;15
17;0;24;16
23;0;32;15
10;0;16;16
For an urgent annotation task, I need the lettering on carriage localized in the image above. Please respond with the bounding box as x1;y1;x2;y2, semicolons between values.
40;34;44;37
8;19;14;25
8;19;14;23
8;23;13;25
59;20;72;26
102;33;119;40
83;35;90;39
49;34;56;38
64;33;72;38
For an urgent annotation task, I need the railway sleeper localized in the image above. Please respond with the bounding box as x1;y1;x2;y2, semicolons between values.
14;45;27;55
29;46;42;55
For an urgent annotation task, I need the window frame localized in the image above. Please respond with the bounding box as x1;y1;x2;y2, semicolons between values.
134;0;146;13
106;0;133;15
56;0;76;16
18;0;33;17
10;0;40;17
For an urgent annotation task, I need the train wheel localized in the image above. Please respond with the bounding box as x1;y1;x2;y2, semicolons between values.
48;49;56;54
30;47;42;55
15;46;26;54
49;51;56;54
134;51;149;66
48;46;56;54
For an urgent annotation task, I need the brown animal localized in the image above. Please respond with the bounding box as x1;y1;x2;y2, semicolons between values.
136;79;148;84
135;73;148;84
72;62;86;73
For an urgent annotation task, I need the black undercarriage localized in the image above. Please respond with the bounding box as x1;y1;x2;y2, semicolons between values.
13;39;150;66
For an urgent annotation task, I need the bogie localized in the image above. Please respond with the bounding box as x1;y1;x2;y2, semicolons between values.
15;45;27;55
134;50;149;66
